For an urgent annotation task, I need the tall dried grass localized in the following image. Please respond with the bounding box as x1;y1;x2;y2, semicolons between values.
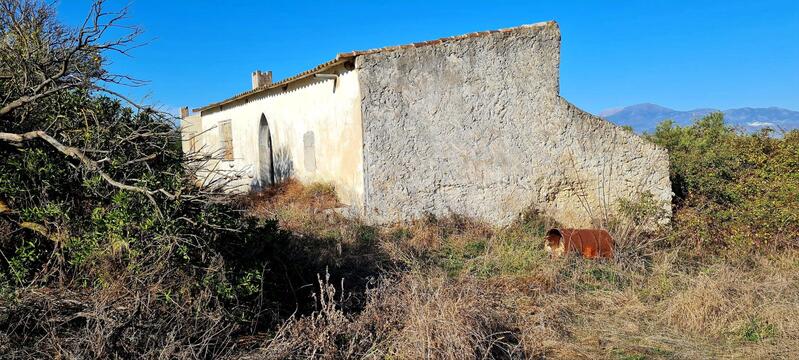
240;180;799;359
252;270;522;359
244;179;341;235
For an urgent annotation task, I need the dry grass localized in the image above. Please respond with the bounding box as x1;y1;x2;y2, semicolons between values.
239;180;799;359
244;179;341;235
508;248;799;359
1;276;239;359
382;271;521;359
251;270;522;359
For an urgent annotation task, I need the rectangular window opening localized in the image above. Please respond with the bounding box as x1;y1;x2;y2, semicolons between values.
219;121;234;161
185;132;197;153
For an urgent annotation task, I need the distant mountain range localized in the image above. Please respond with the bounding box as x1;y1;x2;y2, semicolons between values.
600;103;799;133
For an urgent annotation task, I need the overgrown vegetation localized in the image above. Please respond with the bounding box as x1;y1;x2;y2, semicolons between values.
0;1;284;357
647;114;799;256
238;180;798;359
1;1;797;358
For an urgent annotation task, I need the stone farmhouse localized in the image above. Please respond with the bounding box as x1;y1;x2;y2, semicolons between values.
180;21;671;226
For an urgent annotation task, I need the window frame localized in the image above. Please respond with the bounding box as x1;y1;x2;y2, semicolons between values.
185;131;197;153
218;120;234;161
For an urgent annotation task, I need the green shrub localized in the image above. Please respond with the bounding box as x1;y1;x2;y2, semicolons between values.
647;113;799;254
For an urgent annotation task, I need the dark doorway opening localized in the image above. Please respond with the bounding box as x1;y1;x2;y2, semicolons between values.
258;114;274;187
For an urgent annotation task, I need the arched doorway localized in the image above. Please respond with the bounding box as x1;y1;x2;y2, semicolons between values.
258;114;274;187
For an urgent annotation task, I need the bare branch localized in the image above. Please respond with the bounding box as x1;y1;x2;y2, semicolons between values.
0;0;144;117
0;83;76;115
0;129;171;217
118;153;157;167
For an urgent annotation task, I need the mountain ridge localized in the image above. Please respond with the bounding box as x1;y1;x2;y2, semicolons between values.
601;104;799;132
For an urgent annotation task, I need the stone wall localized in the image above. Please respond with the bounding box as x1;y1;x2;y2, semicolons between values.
357;22;671;226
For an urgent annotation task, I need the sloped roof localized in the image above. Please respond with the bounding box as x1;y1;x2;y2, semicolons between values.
193;21;556;113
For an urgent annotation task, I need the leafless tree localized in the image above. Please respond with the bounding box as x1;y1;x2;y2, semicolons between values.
0;0;144;115
0;0;189;215
0;4;262;358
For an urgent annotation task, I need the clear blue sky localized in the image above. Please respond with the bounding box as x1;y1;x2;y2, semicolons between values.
57;0;799;115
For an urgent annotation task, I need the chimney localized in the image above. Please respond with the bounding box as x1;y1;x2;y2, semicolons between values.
251;70;272;89
180;106;189;119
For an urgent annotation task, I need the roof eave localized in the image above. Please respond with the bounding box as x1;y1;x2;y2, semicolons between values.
192;55;356;113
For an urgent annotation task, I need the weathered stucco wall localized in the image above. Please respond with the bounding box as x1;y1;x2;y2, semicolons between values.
357;21;670;226
194;64;365;210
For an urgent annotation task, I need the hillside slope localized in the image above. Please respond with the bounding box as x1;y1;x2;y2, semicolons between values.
603;103;799;132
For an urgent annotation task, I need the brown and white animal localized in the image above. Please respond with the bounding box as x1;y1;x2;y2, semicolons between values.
544;228;614;259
